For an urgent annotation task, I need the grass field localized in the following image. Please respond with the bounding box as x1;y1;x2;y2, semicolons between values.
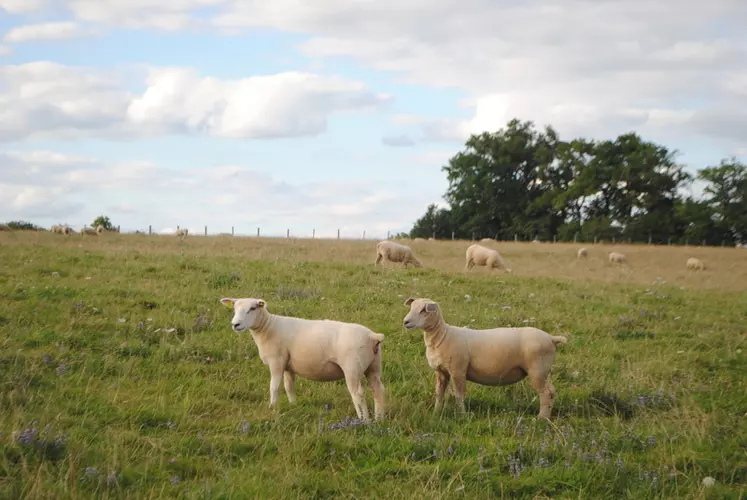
1;232;745;499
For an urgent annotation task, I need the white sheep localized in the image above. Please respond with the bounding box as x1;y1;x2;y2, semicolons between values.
608;251;627;264
686;257;705;271
0;223;11;231
220;297;386;421
412;237;427;243
403;297;567;419
62;225;73;235
80;226;98;236
465;243;512;273
375;240;424;268
96;224;104;234
577;247;588;259
176;228;188;237
480;237;494;243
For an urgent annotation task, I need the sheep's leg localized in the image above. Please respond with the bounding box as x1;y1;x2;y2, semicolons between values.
365;370;386;421
466;258;474;271
451;373;467;413
283;370;297;404
434;370;450;411
375;253;383;265
267;361;285;408
343;368;370;422
528;370;557;420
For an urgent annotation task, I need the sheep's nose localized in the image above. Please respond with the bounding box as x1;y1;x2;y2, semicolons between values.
403;320;412;328
232;322;241;329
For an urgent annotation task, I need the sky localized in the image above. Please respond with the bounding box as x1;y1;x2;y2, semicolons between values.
0;0;746;237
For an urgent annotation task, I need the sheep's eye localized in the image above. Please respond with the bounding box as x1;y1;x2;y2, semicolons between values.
249;306;256;312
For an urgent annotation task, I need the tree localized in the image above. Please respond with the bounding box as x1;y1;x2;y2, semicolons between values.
697;158;747;243
442;119;558;240
410;204;454;239
92;215;114;231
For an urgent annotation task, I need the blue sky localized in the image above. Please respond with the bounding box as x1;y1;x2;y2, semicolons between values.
1;0;745;236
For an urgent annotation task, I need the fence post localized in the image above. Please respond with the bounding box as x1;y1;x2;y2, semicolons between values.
685;239;689;246
594;236;598;244
472;232;475;241
204;226;207;236
337;229;340;240
117;225;120;232
668;237;671;245
231;226;234;236
553;235;556;243
452;231;455;241
387;231;390;239
257;227;260;237
648;232;652;244
514;234;518;242
702;239;705;247
362;230;366;240
287;229;290;238
722;240;725;247
312;229;315;239
574;233;578;243
148;225;152;235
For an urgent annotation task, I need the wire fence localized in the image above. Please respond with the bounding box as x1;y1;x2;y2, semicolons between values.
102;224;745;248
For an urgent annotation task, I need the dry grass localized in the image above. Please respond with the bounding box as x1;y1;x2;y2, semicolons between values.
0;231;745;499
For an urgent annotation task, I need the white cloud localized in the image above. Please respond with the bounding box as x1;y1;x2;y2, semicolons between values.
3;22;98;43
0;150;437;237
0;0;48;13
0;62;390;142
0;45;11;57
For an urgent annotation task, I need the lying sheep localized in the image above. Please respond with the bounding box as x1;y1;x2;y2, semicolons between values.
465;243;512;273
577;247;588;259
686;257;705;271
220;297;386;421
608;252;627;264
375;240;423;268
403;297;567;419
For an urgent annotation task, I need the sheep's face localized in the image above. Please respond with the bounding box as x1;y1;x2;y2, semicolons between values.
403;297;440;330
220;297;266;333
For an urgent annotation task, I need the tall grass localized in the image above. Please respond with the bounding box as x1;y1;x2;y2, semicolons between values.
0;232;745;499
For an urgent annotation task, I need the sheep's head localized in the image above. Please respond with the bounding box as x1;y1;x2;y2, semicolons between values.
220;297;266;333
403;297;440;330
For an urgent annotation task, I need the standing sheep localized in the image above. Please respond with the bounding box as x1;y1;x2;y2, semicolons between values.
577;247;588;259
465;243;512;273
375;240;424;268
220;297;386;421
176;228;188;237
402;298;567;419
80;226;98;236
608;252;627;264
686;257;705;271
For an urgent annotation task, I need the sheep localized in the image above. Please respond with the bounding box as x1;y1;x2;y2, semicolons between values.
465;243;512;273
220;297;386;421
402;297;567;419
176;228;188;237
577;247;588;259
80;226;98;236
0;223;11;231
480;237;494;243
608;251;627;264
686;257;705;271
375;240;424;268
62;225;73;235
96;224;104;234
413;237;427;243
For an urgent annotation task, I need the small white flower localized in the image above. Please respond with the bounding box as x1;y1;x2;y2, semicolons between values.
464;294;471;302
571;371;579;379
702;476;716;487
117;318;126;323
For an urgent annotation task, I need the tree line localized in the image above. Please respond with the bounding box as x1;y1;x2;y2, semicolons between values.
408;119;747;245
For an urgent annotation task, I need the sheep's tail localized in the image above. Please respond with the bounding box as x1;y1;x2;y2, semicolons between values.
551;335;568;346
370;332;385;354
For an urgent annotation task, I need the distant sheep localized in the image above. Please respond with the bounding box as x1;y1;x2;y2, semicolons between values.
577;247;588;259
62;225;73;235
412;237;427;243
220;297;386;421
375;240;423;268
0;223;11;231
79;226;98;236
176;228;188;237
403;297;567;419
608;252;627;264
480;238;494;243
686;257;705;271
465;243;512;273
95;225;104;234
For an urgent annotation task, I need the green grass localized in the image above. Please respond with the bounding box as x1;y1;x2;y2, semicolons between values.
0;233;746;499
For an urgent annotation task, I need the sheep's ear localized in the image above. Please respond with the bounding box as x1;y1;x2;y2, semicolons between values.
220;298;235;309
404;297;415;306
425;302;439;313
256;299;266;308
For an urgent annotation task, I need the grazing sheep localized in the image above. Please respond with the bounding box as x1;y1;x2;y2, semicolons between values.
80;226;98;236
413;237;427;243
577;247;588;259
220;297;386;421
375;240;424;268
402;297;567;419
0;223;11;231
480;238;494;243
62;225;73;235
95;224;104;234
686;257;705;271
465;243;512;273
176;228;188;237
608;252;627;264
